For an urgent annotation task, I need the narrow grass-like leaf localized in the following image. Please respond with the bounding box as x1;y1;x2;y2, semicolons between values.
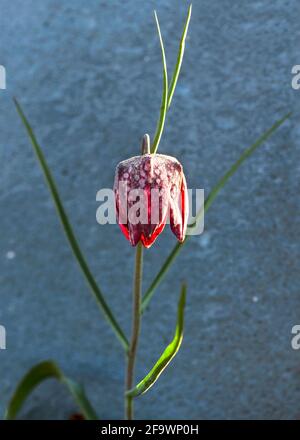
5;360;98;420
127;284;186;397
141;241;182;313
141;112;291;312
151;11;168;154
14;98;129;352
199;112;292;220
167;4;192;109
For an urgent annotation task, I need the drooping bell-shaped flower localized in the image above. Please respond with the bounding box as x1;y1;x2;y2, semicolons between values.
113;135;188;248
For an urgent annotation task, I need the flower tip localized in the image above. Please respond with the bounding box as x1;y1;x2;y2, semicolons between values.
141;134;151;155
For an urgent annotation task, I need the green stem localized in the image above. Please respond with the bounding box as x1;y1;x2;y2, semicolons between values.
151;5;192;154
167;4;192;109
125;242;144;420
151;11;168;154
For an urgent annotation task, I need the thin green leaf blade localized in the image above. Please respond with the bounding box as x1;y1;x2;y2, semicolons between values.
5;361;98;420
62;377;99;420
142;112;291;312
14;98;129;352
127;284;186;397
141;241;182;314
151;11;168;154
201;111;292;219
167;4;192;109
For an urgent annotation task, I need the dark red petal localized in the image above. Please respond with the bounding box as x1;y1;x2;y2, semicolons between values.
118;223;130;241
170;173;188;242
140;215;167;248
114;185;131;243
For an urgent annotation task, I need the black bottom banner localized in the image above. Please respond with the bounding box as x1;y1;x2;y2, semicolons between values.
0;420;298;437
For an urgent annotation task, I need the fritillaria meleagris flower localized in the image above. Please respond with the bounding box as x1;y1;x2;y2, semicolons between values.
113;140;188;248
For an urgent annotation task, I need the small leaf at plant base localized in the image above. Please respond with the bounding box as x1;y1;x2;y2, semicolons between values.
5;360;98;420
127;284;186;398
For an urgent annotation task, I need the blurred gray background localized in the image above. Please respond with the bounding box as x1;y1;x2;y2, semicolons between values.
0;0;299;420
